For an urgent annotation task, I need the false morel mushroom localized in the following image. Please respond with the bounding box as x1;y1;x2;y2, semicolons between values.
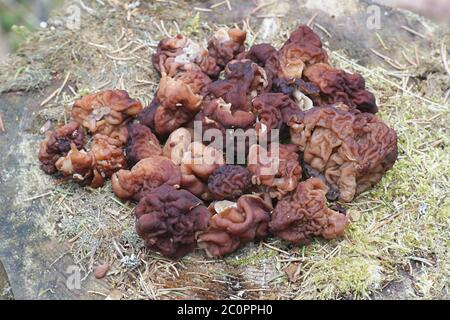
135;185;210;258
269;177;350;244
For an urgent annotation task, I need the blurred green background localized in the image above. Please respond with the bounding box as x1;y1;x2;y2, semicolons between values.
0;0;63;60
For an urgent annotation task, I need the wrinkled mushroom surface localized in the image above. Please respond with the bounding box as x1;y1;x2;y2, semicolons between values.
207;28;246;67
247;143;302;199
154;74;206;135
55;134;126;188
179;142;225;199
71;90;142;136
303;63;378;113
207;165;252;200
38;121;86;174
208;59;268;111
269;178;349;244
135;185;210;258
112;156;182;201
289;106;397;202
152;34;220;77
125;124;162;166
197;195;271;257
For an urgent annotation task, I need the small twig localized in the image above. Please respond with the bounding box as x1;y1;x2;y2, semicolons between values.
194;7;212;12
225;0;232;11
40;72;71;106
0;113;5;132
401;25;426;39
306;13;318;27
401;50;417;67
250;1;275;15
440;42;450;78
210;1;227;9
262;242;290;255
314;23;332;38
375;32;389;50
110;41;134;54
370;48;406;70
24;191;54;202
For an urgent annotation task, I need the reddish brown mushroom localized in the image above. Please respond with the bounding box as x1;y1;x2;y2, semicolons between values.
38;121;86;174
152;34;220;77
238;43;277;67
288;105;398;202
197;195;272;258
154;73;208;135
281;24;329;66
269;178;350;244
207;28;246;67
55;134;126;188
179;142;225;199
125;124;162;166
71;90;142;136
112;156;182;201
303;63;378;113
208;59;269;111
247;143;302;199
135;185;210;258
196;98;257;131
207;165;252;200
137;98;158;132
252;93;304;136
162;127;193;165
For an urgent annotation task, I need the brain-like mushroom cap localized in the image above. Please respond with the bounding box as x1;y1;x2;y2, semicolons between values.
288;106;398;202
265;43;306;80
240;43;277;67
55;134;126;188
281;25;328;66
71;90;142;136
112;156;182;201
125;124;162;166
38;121;86;174
207;165;252;200
197;195;272;257
152;34;220;77
207;28;247;67
208;59;268;111
154;74;205;135
247;143;302;199
179;141;225;199
201;98;257;130
303;63;378;113
135;185;210;258
252;93;303;133
269;178;349;244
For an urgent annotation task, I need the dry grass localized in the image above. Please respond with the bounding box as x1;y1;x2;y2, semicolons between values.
0;0;448;299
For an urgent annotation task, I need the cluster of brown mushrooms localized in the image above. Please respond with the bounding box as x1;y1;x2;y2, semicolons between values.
39;25;398;259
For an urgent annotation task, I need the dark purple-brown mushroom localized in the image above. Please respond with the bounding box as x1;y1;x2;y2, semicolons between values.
207;28;246;67
269;178;350;244
303;63;378;113
208;59;269;111
197;195;272;258
125;124;162;166
207;165;252;200
55;134;126;188
135;185;210;258
38;121;86;174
